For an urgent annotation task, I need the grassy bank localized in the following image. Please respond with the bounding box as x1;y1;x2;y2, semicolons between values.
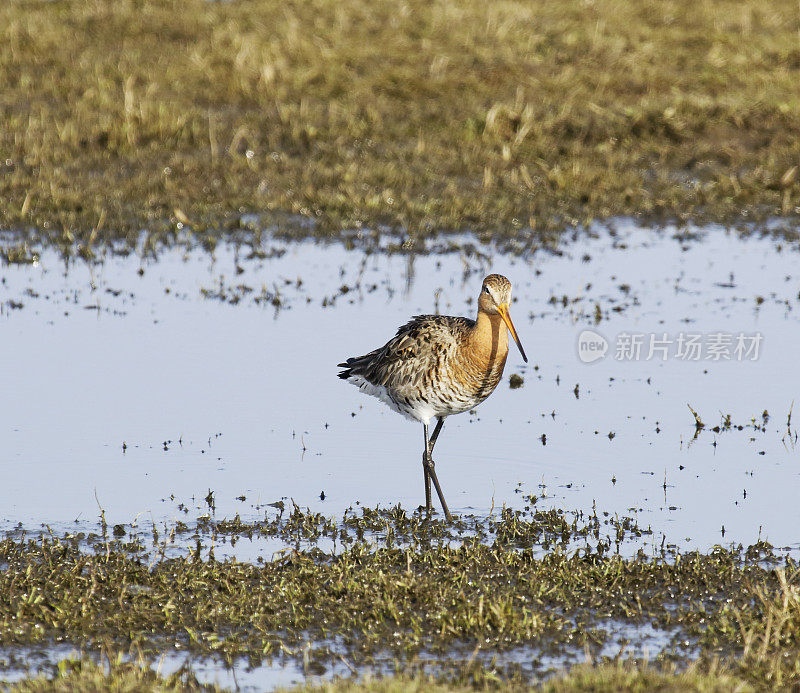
2;0;800;251
3;660;757;692
0;504;798;690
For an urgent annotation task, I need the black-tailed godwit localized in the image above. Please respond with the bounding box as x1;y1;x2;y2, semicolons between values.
338;274;527;520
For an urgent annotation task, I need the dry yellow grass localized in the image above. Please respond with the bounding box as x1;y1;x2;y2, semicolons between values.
1;0;800;245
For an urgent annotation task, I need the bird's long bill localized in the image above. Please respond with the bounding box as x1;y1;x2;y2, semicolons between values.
497;304;528;363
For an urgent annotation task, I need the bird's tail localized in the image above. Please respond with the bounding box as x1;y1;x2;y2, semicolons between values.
337;353;373;380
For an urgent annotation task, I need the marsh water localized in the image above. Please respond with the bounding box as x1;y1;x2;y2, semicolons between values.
1;221;799;687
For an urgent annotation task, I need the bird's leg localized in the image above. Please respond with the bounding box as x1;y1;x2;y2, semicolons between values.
422;423;432;514
427;464;452;522
427;417;445;454
423;418;452;522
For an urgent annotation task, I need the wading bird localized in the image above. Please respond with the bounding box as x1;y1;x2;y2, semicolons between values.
337;274;527;521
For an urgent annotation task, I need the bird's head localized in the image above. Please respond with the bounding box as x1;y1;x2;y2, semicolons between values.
478;274;527;362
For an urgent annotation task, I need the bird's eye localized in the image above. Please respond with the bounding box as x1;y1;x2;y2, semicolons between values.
483;286;490;294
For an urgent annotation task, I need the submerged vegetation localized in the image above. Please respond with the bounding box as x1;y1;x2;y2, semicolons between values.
1;502;799;690
2;0;800;252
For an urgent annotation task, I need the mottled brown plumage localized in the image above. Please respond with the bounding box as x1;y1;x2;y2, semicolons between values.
337;314;503;422
337;274;527;521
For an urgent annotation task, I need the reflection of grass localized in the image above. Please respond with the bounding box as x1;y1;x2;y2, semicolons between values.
1;0;799;246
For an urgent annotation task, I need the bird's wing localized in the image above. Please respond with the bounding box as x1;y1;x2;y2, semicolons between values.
339;315;474;387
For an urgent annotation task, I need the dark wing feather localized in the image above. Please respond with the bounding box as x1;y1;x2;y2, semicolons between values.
337;315;472;385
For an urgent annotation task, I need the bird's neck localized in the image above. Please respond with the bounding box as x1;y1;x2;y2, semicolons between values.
468;309;509;361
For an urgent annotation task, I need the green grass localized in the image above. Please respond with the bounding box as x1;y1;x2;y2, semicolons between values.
0;660;758;692
0;504;799;690
2;0;800;252
5;656;224;692
291;664;756;691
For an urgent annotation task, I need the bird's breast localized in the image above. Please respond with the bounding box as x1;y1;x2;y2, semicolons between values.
447;331;509;403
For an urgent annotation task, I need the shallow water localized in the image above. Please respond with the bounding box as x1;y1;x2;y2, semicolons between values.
1;223;798;558
2;222;799;688
0;621;673;691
